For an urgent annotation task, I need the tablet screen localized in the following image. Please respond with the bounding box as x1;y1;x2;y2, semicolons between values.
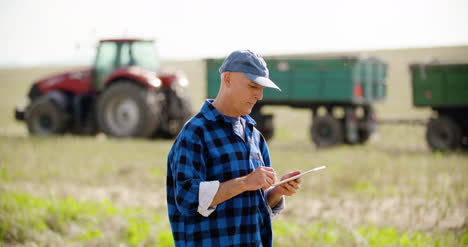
270;165;326;188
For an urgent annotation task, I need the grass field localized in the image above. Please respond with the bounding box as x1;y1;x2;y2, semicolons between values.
0;66;467;247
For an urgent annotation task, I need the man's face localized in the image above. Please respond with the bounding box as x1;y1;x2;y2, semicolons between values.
227;72;264;116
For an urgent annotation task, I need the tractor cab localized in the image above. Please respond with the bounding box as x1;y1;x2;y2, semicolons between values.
93;39;159;92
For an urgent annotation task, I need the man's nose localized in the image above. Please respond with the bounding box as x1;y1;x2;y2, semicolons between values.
255;88;263;100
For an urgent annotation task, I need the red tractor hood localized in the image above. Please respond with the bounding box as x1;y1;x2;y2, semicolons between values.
35;68;93;95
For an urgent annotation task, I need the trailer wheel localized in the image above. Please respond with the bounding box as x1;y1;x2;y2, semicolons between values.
461;136;468;150
257;114;274;140
311;115;344;147
97;82;160;138
426;116;462;151
250;105;274;141
357;128;371;143
25;96;69;135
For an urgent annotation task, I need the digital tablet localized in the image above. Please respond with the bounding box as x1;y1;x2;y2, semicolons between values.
270;166;326;188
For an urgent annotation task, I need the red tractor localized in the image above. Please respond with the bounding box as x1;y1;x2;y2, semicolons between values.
15;39;192;138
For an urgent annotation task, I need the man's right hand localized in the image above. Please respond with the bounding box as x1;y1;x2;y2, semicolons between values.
243;166;277;191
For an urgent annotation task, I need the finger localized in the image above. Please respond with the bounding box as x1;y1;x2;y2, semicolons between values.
267;170;277;180
282;180;301;194
259;177;271;188
258;166;274;174
263;171;277;183
288;180;300;189
280;170;300;180
283;177;302;187
285;170;301;178
266;176;275;186
282;182;296;192
278;185;294;196
265;168;276;175
283;182;296;191
256;166;267;172
260;166;274;171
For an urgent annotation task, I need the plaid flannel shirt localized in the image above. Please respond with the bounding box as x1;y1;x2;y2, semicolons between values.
167;99;274;247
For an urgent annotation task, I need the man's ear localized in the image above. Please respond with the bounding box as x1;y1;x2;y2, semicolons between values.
223;72;231;88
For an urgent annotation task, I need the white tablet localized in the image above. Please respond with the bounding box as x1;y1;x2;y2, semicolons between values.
270;166;326;188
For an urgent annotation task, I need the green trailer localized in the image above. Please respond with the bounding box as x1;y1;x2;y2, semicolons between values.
410;61;468;151
206;56;387;147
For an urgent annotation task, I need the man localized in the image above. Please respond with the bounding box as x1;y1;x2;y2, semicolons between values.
166;50;302;247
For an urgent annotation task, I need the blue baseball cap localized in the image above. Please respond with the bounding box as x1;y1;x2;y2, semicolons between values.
219;50;281;91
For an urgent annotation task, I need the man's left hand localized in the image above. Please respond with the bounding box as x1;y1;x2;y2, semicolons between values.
273;171;302;196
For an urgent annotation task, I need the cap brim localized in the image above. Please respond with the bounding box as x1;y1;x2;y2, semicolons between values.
243;72;281;91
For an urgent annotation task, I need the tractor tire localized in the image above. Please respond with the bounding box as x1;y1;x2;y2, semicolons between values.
311;115;344;147
158;93;192;139
426;116;462;151
25;96;69;135
96;82;160;138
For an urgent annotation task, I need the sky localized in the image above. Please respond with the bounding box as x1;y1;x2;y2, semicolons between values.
1;0;467;67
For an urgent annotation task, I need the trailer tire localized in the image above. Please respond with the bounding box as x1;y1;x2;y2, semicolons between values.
97;82;160;138
461;137;468;150
257;114;274;141
25;96;69;135
357;127;371;143
426;116;462;151
311;115;344;147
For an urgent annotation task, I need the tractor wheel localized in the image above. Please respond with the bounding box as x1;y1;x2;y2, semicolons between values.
426;116;462;151
25;96;69;135
158;94;192;139
311;115;344;147
97;82;160;138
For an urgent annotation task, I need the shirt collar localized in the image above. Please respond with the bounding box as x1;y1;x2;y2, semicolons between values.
201;99;257;126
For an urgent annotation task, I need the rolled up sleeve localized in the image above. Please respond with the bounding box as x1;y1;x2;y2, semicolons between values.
197;181;220;217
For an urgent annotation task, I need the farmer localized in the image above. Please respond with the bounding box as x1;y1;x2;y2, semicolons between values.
166;50;302;246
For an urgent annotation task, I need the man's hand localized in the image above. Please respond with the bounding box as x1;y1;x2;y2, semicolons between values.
209;166;276;208
272;171;302;196
265;170;302;208
243;166;277;191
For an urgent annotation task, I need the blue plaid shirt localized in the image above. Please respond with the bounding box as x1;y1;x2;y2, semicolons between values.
167;99;274;247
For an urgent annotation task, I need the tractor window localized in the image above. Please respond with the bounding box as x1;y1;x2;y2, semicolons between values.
119;42;133;66
93;42;118;91
131;41;159;71
95;42;118;71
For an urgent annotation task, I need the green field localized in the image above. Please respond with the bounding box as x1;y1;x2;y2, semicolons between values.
0;66;467;247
